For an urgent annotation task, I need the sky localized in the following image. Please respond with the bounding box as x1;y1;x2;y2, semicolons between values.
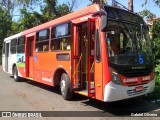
13;0;160;21
58;0;160;17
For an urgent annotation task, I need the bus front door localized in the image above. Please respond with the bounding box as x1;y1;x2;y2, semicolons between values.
87;19;95;97
72;19;95;97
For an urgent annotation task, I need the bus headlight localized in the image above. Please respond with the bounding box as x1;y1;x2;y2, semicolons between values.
110;68;122;85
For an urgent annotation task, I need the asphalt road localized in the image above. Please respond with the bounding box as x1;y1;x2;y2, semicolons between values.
0;66;160;120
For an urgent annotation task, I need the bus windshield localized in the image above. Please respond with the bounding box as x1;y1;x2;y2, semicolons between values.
106;20;153;65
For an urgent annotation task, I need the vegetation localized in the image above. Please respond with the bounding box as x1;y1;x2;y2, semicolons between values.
0;0;38;16
144;85;160;104
138;9;156;19
9;0;71;32
145;0;160;7
0;6;12;64
139;1;160;102
152;19;160;85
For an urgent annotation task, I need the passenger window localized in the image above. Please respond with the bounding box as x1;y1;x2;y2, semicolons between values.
10;38;17;54
51;23;71;51
36;29;50;52
17;36;25;53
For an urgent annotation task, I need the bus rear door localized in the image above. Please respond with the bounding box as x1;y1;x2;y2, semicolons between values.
26;36;35;78
4;42;9;72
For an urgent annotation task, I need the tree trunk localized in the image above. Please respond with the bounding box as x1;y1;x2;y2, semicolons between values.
128;0;133;12
90;0;107;4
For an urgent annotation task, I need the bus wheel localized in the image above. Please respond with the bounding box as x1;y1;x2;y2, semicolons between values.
13;66;20;82
60;73;73;100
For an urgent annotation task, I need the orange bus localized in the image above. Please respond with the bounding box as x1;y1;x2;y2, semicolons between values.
2;4;155;102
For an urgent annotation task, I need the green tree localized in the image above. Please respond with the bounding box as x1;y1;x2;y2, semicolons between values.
152;19;160;63
151;18;160;84
0;0;38;16
0;6;12;64
0;7;12;40
143;0;160;7
41;0;70;21
17;8;44;30
154;0;160;7
138;9;156;19
10;0;71;32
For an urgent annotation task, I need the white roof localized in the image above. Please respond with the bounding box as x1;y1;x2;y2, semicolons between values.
4;33;22;43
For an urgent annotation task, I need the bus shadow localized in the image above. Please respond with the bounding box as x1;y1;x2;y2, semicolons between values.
81;98;160;116
25;80;89;101
24;79;61;95
11;77;88;101
9;76;61;95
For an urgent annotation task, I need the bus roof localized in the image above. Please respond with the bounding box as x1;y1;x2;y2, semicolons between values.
4;32;22;42
22;4;100;36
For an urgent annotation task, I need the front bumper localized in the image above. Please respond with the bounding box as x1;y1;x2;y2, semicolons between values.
104;79;155;102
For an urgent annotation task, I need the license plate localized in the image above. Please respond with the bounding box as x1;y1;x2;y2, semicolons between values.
135;86;144;92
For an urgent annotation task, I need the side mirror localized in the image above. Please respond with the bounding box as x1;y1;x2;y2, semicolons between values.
100;13;107;31
92;10;107;31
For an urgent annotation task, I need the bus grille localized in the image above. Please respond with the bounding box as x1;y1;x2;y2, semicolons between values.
121;69;151;77
126;86;148;96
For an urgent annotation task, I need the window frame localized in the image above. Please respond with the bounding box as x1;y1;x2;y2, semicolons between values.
10;38;17;54
35;29;50;52
50;22;72;51
17;36;25;53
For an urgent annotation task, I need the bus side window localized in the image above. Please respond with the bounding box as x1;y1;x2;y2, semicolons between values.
17;36;25;53
51;23;71;51
10;38;17;54
36;29;50;52
43;45;48;51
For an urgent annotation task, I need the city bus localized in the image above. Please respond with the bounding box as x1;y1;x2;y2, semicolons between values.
2;4;155;102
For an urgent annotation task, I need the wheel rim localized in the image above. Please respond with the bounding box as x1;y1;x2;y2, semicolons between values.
13;68;17;80
60;79;66;95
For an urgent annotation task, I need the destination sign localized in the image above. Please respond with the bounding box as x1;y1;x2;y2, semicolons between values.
104;6;144;24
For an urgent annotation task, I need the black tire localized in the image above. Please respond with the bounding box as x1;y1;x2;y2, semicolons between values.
13;66;20;82
60;73;73;100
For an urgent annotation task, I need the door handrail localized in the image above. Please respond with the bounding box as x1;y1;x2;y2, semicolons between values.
72;53;82;78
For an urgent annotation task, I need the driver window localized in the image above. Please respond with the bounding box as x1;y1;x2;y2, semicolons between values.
107;33;120;56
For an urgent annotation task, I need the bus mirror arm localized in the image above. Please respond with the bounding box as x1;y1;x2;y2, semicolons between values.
100;13;107;31
92;9;107;17
92;10;107;31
